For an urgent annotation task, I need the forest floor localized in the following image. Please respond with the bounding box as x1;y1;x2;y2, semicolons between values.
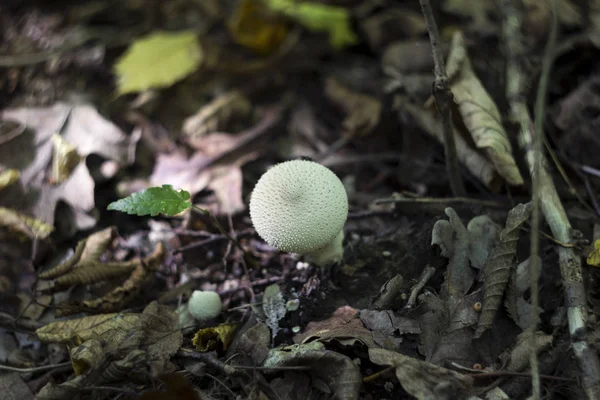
1;0;600;399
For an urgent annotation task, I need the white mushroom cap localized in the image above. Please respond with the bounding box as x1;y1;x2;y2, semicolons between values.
249;160;348;263
188;290;222;321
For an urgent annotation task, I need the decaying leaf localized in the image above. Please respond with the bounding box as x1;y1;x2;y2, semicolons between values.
139;302;183;363
113;30;203;95
182;90;252;139
36;313;140;343
266;0;357;49
228;0;289;54
324;77;382;138
587;239;600;267
0;373;34;400
264;341;362;400
192;323;237;352
446;31;523;186
263;284;286;341
505;257;544;330
368;348;473;400
70;338;104;375
0;207;54;240
523;0;581;37
60;242;166;315
0;169;19;190
500;331;553;372
51;133;81;184
235;321;271;365
138;373;202;400
294;306;379;349
396;97;502;191
442;0;496;32
475;203;531;338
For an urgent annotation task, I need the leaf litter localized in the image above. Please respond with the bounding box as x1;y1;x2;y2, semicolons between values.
1;0;598;399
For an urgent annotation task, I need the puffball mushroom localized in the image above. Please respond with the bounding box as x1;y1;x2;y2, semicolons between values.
249;159;348;265
188;290;222;321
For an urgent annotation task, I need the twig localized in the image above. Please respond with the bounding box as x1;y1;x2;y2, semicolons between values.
448;362;575;382
0;361;72;373
418;0;466;197
404;264;436;310
528;0;559;396
375;196;507;208
503;1;600;398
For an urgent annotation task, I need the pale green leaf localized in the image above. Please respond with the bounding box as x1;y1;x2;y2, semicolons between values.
114;30;202;95
267;0;358;49
107;185;191;216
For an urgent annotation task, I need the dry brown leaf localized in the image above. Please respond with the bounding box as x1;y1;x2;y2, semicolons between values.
446;31;523;186
235;322;271;365
0;207;54;240
139;302;183;363
39;226;115;280
368;348;473;400
60;242;166;315
51;133;81;184
396;97;502;191
361;8;426;51
475;203;531;338
0;373;34;400
70;338;104;375
0;169;20;191
182;90;252;140
36;313;140;343
293;306;379;349
442;0;496;33
138;373;202;400
501;331;553;372
192;322;237;352
264;342;361;400
524;0;581;38
325;77;382;138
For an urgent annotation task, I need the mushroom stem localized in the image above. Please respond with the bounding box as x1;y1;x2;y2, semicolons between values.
305;230;344;265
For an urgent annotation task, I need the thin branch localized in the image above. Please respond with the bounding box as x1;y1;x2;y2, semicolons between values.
503;1;600;398
418;0;466;197
0;361;72;373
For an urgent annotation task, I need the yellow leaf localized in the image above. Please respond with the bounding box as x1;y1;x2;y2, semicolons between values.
0;169;20;190
587;239;600;267
192;323;237;352
0;207;54;240
266;0;357;49
36;313;139;343
229;0;289;54
114;30;203;95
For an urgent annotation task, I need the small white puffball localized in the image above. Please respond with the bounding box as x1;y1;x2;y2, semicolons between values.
187;290;222;321
249;160;348;265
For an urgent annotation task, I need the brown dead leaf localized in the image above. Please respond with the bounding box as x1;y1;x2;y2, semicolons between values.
264;341;361;400
293;305;379;348
524;0;581;38
361;8;426;52
446;32;523;186
0;207;54;240
36;313;140;343
502;331;553;372
236;321;271;365
139;302;183;363
182;90;252;141
325;77;381;138
51;133;80;184
395;97;502;191
442;0;496;33
475;203;531;338
70;338;104;375
138;373;201;400
368;348;473;400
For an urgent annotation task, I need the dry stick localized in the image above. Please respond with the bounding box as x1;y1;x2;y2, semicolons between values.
418;0;466;197
503;1;600;399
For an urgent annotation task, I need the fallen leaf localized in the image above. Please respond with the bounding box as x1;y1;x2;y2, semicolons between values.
192;323;237;352
266;0;358;49
50;134;81;184
139;302;183;363
0;373;34;400
182;90;252;140
587;239;600;267
476;203;531;338
524;0;581;38
446;31;524;186
368;348;473;400
294;306;379;349
113;30;203;95
264;341;361;400
0;169;19;191
501;331;553;372
0;207;54;240
442;0;496;33
36;313;140;343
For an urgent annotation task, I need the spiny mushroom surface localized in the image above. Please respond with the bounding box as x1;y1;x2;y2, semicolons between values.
249;159;348;264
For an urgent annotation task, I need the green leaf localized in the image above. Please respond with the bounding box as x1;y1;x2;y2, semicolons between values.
266;0;358;49
113;30;203;95
107;185;191;216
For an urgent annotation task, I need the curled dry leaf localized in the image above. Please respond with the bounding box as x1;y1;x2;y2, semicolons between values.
294;306;379;349
192;322;237;352
368;348;473;400
36;313;140;343
475;203;531;338
182;90;252;140
446;32;524;186
325;77;382;138
501;331;553;372
264;341;361;400
0;207;54;240
396;97;501;190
